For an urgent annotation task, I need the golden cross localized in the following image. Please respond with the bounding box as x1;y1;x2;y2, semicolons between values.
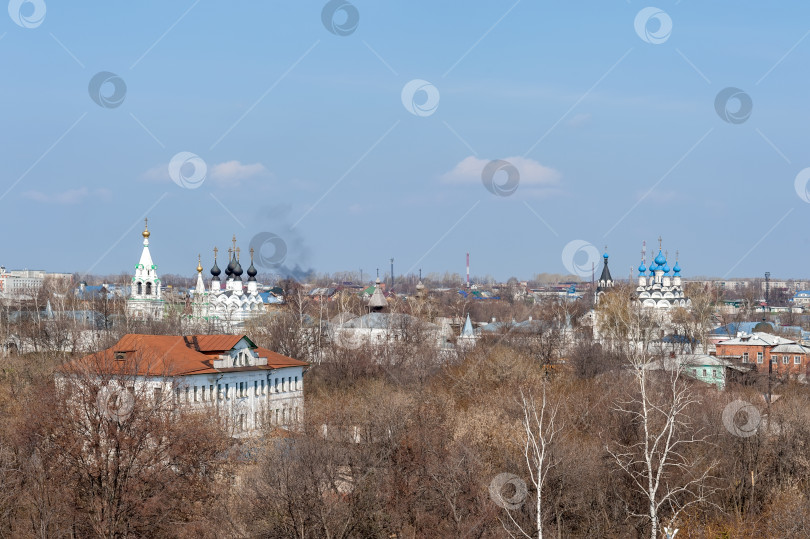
232;235;237;251
213;246;218;260
250;247;255;262
235;246;241;260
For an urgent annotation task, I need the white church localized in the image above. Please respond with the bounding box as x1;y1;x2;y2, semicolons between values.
123;224;273;329
190;237;268;331
125;219;165;320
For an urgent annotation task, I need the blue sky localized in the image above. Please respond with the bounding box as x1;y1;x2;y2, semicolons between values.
2;1;809;282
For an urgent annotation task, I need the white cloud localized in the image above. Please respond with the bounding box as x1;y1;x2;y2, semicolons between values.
441;156;561;186
209;160;267;185
22;187;111;205
141;160;268;186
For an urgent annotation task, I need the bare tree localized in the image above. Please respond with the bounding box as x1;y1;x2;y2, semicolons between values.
609;358;716;538
501;384;563;539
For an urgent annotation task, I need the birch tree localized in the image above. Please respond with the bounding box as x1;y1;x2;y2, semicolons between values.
499;384;563;539
605;295;716;538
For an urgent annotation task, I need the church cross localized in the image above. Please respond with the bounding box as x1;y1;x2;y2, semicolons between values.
213;246;218;260
658;236;662;250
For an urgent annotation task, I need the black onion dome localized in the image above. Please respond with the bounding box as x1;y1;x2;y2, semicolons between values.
225;254;236;276
233;260;243;280
210;259;221;278
247;262;257;281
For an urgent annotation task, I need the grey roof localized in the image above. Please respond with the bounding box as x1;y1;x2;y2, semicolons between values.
771;343;810;354
718;332;795;347
330;312;357;325
367;286;388;309
340;312;437;330
645;354;736;371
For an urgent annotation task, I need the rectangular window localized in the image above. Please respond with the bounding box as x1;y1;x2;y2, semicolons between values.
713;370;718;378
288;377;292;391
238;382;243;397
254;380;258;396
217;384;223;400
757;352;762;362
193;386;198;402
294;376;299;390
201;386;206;402
210;385;214;401
743;352;749;363
154;387;163;403
783;356;789;365
771;355;777;364
225;383;229;399
261;380;265;395
795;356;802;365
184;387;189;403
275;378;279;392
702;369;707;377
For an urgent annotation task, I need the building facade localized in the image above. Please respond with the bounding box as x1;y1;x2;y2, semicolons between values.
715;331;810;376
63;333;307;435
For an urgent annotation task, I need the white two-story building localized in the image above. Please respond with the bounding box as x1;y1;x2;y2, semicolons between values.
63;333;307;435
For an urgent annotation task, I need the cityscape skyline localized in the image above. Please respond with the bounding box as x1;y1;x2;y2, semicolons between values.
3;2;810;280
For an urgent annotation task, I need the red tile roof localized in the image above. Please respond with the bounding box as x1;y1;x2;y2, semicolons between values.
62;334;307;377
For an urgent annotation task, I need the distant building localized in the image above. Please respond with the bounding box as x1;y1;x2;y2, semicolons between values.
715;331;810;376
595;249;613;303
0;267;72;298
635;239;690;310
125;220;165;320
331;312;441;349
644;354;750;390
792;290;810;307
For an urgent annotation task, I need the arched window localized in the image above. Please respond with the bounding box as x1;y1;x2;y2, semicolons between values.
145;282;152;295
137;282;142;295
